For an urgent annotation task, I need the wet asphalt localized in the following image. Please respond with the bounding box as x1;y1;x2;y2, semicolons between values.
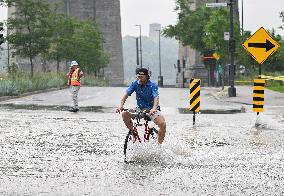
0;86;283;195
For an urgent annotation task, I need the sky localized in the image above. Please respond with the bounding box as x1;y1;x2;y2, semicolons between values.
1;0;284;37
120;0;284;37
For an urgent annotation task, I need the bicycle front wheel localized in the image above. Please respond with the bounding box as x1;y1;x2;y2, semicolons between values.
124;129;141;162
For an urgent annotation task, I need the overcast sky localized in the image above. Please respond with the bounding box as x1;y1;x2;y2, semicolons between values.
1;0;284;37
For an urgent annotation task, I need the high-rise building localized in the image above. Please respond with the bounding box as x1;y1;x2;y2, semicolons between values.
8;0;124;86
149;23;161;40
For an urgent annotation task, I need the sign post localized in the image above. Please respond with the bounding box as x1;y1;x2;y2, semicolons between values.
242;27;280;115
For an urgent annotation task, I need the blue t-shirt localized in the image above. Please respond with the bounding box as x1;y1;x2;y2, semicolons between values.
126;80;159;110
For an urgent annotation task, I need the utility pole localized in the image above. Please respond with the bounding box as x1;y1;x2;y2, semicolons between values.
241;0;244;35
66;0;70;16
136;24;142;68
156;29;163;87
136;37;139;66
228;0;236;97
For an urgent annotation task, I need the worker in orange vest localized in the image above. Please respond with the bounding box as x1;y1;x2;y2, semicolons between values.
67;61;83;112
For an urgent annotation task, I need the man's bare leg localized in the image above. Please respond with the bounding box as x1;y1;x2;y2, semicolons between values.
122;111;133;131
154;115;166;144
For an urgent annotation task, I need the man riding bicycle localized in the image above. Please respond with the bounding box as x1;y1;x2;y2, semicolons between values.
116;68;166;144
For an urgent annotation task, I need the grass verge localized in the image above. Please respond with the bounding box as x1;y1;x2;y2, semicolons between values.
0;72;107;96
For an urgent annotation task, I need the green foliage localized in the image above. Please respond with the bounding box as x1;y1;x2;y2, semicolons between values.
163;4;240;57
164;1;284;75
4;0;54;77
45;13;75;72
263;31;284;73
70;20;109;74
163;6;211;52
0;72;66;96
1;0;109;77
82;75;108;86
0;79;18;96
46;14;109;74
267;83;284;93
203;8;241;64
0;71;109;96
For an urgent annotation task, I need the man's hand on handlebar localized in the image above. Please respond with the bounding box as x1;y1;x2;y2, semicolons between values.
116;106;124;113
149;108;157;115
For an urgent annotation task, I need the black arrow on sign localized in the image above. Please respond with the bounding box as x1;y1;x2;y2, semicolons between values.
248;39;275;52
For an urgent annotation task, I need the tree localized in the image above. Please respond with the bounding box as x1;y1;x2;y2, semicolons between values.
1;0;54;78
68;20;109;74
203;8;240;64
46;13;76;73
263;30;284;73
163;6;212;53
163;1;241;64
1;0;109;77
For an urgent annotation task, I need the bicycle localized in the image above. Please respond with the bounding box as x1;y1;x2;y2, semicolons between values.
122;109;158;162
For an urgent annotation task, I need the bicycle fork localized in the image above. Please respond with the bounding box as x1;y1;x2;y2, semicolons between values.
143;123;154;142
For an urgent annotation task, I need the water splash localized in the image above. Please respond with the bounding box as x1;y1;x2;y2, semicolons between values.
125;137;193;165
195;114;214;127
253;114;283;130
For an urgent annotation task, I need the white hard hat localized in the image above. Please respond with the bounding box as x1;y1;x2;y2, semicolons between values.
70;60;78;67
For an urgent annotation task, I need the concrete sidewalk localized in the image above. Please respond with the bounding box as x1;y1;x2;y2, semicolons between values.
0;86;283;114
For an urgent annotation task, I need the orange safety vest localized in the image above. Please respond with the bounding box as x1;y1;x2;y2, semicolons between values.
69;68;81;86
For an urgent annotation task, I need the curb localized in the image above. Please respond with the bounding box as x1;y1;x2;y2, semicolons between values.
0;86;68;102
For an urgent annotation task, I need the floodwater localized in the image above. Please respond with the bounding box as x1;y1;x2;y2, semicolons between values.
0;108;284;195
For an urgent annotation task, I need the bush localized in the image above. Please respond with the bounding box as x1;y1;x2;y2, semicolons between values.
82;75;108;86
0;72;108;96
0;80;19;96
0;72;66;96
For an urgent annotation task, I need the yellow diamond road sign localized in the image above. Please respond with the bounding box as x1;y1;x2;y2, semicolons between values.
242;27;280;64
213;52;220;60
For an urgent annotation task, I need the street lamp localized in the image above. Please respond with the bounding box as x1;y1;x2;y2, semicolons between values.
156;29;163;87
66;0;70;16
241;0;244;35
135;24;142;68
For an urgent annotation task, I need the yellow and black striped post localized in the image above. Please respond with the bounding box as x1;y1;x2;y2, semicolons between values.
190;78;200;125
253;79;265;114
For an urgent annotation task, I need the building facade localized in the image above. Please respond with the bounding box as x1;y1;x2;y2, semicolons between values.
8;0;124;86
149;23;161;40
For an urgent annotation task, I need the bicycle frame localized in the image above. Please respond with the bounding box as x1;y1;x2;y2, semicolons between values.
128;111;156;143
123;110;159;161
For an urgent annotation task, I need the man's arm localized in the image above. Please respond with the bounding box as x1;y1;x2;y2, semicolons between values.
150;97;159;115
116;93;128;113
152;97;159;110
150;83;159;114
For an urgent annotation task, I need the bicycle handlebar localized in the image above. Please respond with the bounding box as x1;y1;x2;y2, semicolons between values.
121;108;151;121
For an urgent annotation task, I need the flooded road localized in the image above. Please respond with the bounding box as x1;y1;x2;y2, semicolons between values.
0;107;283;195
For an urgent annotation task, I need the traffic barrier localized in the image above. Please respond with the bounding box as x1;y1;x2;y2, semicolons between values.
253;79;265;113
189;78;200;125
190;79;200;112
